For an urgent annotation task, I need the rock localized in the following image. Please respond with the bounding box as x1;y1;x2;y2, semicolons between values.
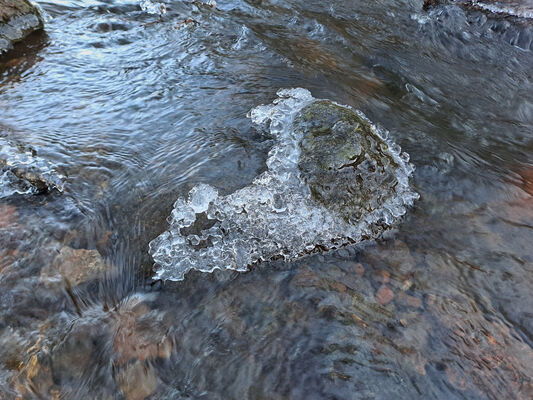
295;100;403;224
40;246;111;287
116;360;158;400
0;135;64;195
112;296;173;365
375;285;394;305
424;0;533;18
150;89;417;281
363;240;416;275
0;0;43;54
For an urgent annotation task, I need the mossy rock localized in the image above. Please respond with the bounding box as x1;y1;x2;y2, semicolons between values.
295;100;399;223
0;0;43;54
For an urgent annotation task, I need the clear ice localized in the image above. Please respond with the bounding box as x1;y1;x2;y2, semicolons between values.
149;89;419;281
0;137;64;198
139;0;167;16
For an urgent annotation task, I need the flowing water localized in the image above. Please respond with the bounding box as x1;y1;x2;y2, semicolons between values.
0;0;532;399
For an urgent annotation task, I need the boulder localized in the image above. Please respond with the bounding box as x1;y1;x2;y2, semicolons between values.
295;100;401;224
0;0;43;54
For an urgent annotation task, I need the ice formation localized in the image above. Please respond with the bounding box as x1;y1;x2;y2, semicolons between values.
150;89;419;281
139;0;167;16
0;137;64;197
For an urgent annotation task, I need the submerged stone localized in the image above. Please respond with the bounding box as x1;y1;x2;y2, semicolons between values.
150;89;418;281
0;0;43;54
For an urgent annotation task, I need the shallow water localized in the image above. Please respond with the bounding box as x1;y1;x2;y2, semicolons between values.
0;0;532;399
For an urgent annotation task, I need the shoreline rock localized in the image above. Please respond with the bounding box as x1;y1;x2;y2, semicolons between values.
0;0;44;54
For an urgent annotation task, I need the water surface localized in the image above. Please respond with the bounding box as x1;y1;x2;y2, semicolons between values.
0;0;532;399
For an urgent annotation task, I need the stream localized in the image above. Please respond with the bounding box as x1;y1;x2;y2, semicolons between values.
0;0;532;399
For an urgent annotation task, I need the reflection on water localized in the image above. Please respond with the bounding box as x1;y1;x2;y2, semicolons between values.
0;0;532;398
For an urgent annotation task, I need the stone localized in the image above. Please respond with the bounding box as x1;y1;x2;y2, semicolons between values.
40;246;111;287
295;100;402;224
375;285;394;305
116;360;158;400
0;0;43;54
0;135;64;194
150;89;417;281
112;300;173;365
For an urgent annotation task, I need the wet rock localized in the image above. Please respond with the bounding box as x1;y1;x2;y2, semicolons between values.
0;0;43;54
116;360;158;400
112;296;173;365
40;246;111;287
150;89;417;281
374;269;390;283
375;285;394;305
296;100;403;224
424;0;533;18
0;136;64;195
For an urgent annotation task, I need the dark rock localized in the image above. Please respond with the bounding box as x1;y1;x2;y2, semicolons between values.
295;100;400;224
0;0;43;54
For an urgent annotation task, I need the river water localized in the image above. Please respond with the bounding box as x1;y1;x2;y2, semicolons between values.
0;0;532;399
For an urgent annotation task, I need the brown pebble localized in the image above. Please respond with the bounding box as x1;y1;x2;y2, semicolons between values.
376;285;394;305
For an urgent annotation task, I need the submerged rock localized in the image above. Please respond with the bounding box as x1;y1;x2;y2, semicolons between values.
40;246;111;287
150;89;418;281
0;0;43;54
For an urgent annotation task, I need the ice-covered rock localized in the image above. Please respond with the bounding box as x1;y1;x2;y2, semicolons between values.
149;89;418;281
424;1;533;19
0;136;64;197
139;0;166;16
0;0;43;54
